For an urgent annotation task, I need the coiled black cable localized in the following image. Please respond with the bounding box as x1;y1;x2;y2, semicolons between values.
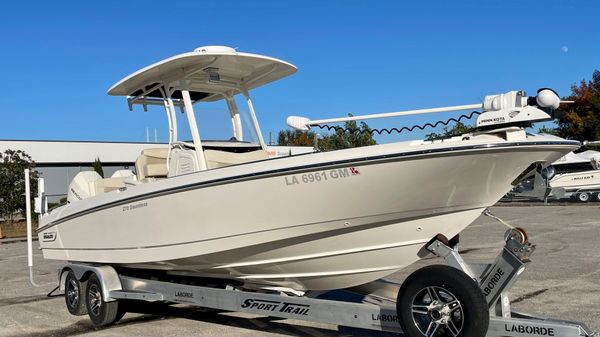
314;110;481;136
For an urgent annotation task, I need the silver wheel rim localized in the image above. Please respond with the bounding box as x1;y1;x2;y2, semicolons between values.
88;284;102;316
66;278;79;308
411;286;464;337
579;193;589;201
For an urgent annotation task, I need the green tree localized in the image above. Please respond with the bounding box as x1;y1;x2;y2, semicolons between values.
277;129;317;147
537;125;558;135
425;122;474;141
93;157;105;178
0;150;38;223
556;70;600;141
278;118;377;151
318;118;377;151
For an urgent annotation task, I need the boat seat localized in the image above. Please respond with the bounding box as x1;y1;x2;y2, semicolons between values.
135;148;169;181
94;170;138;193
168;147;199;177
204;149;269;169
94;177;127;194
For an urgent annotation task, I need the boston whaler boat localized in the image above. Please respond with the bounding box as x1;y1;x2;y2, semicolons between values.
518;149;600;202
33;46;593;336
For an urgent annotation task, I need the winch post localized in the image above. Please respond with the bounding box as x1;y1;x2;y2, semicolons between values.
478;228;534;311
427;229;535;315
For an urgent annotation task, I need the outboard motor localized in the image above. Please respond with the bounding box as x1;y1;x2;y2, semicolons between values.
591;157;600;170
67;171;102;203
541;165;556;180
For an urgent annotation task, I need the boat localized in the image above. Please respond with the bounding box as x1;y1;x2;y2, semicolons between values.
518;149;600;202
547;150;600;201
36;46;580;291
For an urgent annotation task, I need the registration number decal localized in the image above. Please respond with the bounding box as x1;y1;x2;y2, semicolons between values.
284;167;360;186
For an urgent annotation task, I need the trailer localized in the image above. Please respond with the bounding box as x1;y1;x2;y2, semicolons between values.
560;187;600;203
25;172;596;336
53;227;595;337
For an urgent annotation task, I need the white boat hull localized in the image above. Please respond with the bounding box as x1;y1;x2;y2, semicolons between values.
549;171;600;192
38;135;578;290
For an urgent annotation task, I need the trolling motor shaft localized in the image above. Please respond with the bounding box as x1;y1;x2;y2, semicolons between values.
287;88;566;131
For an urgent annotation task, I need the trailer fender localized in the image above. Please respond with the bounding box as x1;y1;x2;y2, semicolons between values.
58;264;122;302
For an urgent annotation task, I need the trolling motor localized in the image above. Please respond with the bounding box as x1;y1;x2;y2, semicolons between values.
287;88;568;132
476;88;564;129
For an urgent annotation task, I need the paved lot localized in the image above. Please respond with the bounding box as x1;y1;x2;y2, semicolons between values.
1;205;598;336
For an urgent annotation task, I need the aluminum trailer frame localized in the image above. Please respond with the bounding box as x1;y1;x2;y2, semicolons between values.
57;228;596;337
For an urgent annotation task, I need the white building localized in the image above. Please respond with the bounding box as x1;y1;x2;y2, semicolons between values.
0;140;312;202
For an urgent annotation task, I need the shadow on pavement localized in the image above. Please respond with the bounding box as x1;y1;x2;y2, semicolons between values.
10;302;404;337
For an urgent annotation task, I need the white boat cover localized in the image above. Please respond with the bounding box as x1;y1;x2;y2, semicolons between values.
553;150;600;165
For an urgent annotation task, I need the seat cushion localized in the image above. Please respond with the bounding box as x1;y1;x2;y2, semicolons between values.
144;163;168;177
142;148;169;159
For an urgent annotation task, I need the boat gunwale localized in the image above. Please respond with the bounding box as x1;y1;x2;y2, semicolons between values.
37;140;580;233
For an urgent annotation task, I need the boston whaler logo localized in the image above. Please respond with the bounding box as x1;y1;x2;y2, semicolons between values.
42;232;56;242
573;175;594;181
241;298;310;316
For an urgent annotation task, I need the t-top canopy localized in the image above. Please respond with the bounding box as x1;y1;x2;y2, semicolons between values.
107;46;297;102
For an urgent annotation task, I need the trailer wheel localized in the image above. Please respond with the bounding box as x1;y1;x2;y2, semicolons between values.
65;270;87;316
576;192;590;202
85;274;120;327
396;265;488;337
595;192;600;202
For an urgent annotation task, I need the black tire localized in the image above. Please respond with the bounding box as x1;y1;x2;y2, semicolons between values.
595;192;600;202
113;299;139;323
114;305;127;323
65;270;87;316
577;192;591;202
85;274;120;327
397;265;489;337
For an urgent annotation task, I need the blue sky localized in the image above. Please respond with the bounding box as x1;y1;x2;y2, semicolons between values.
0;0;598;144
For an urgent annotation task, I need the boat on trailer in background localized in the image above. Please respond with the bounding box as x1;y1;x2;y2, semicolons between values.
30;46;596;336
517;149;600;202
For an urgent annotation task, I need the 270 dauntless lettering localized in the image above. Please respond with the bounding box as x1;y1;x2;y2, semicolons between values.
122;202;148;212
241;299;310;316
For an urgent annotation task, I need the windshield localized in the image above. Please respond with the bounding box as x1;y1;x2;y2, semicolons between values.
176;94;261;146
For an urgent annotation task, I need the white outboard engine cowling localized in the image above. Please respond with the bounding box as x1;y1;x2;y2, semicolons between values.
592;158;600;170
67;171;102;203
